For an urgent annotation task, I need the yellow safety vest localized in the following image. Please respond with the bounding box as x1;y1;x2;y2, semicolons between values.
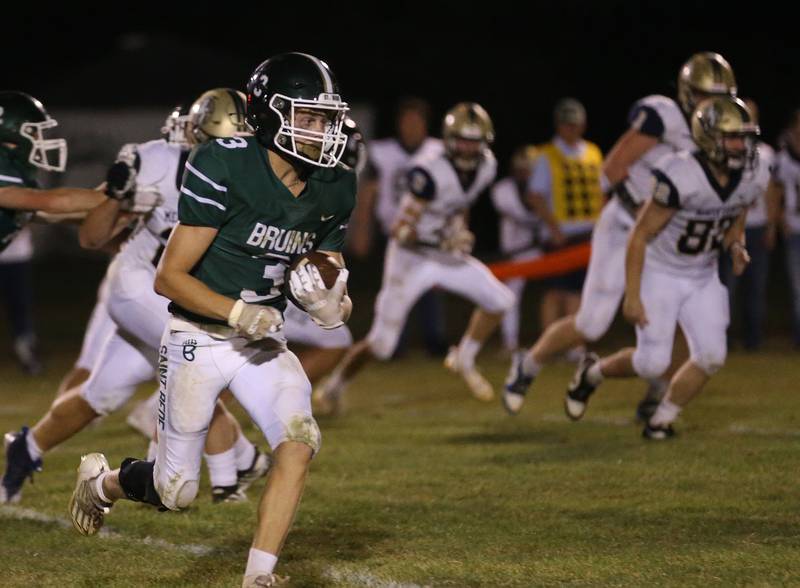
538;141;604;226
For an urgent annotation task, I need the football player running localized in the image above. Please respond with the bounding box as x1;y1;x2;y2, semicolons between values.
564;96;768;439
316;102;514;414
1;90;269;506
68;53;355;588
503;52;738;418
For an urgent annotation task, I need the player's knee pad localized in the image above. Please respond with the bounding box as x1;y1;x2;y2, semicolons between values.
632;348;671;380
153;469;199;511
118;458;164;508
691;349;726;376
285;414;322;456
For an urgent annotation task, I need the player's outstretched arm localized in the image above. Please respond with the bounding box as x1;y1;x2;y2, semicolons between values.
0;186;106;214
155;222;235;321
602;129;659;188
78;198;137;250
623;199;675;326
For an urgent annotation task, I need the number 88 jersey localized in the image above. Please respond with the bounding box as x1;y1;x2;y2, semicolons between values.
646;150;770;279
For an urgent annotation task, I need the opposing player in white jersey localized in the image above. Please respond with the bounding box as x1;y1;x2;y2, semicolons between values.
491;145;544;353
503;52;738;418
563;96;767;439
1;90;268;505
54;111;188;399
316;103;514;413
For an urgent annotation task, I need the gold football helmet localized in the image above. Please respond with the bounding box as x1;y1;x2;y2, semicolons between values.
691;96;759;171
186;88;249;144
677;52;737;118
442;102;494;172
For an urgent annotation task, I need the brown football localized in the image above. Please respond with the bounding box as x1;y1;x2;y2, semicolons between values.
284;251;343;307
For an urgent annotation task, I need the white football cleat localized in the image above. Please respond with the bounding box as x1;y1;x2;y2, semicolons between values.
242;573;290;587
444;346;494;402
68;453;112;536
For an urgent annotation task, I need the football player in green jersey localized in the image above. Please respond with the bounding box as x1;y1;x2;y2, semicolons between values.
69;53;355;588
0;91;106;250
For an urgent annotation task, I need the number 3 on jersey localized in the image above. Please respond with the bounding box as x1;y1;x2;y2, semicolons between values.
677;216;736;255
216;137;248;149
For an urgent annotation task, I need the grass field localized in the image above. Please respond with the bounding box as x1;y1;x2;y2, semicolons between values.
1;343;799;587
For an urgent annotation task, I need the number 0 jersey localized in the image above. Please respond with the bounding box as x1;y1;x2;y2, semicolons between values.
175;136;356;324
647;151;770;279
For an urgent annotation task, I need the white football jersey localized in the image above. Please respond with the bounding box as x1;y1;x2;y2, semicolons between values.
490;176;543;254
405;149;497;247
369;137;444;236
771;145;800;233
623;95;695;205
116;139;188;270
647;151;770;279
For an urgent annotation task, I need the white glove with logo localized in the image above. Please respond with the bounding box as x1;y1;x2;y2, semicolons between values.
119;186;163;214
227;300;284;341
289;264;350;329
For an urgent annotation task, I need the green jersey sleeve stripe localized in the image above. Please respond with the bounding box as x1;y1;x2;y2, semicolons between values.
186;162;227;192
0;174;23;184
180;186;227;211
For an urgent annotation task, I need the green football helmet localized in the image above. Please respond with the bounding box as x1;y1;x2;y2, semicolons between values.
246;52;349;168
0;91;67;171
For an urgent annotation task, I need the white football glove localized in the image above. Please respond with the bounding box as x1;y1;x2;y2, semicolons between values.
289;263;350;329
119;186;163;214
227;300;284;341
441;216;475;255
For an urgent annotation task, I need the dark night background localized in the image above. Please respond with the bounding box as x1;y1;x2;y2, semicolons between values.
7;2;797;155
4;2;799;346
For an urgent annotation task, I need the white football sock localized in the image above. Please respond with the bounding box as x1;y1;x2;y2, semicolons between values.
26;431;43;462
457;337;482;369
234;434;257;472
94;472;113;505
245;548;278;576
204;447;237;488
650;398;682;427
585;363;604;386
521;352;542;378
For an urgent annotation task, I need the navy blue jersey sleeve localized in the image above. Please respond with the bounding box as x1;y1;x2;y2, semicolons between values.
628;103;665;138
651;169;681;208
406;166;436;201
